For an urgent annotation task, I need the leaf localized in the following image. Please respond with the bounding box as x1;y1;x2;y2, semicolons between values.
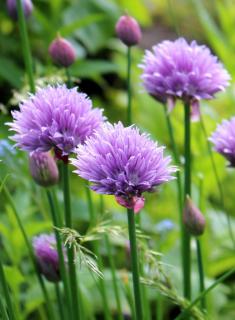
59;14;105;37
0;57;22;87
71;60;118;78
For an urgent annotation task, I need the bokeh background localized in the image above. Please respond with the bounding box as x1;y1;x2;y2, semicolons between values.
1;0;235;319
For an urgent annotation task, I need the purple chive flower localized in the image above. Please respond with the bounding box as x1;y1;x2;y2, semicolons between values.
209;117;235;167
140;38;230;120
29;151;59;187
8;85;105;159
71;122;176;213
7;0;33;20
115;15;142;47
49;36;76;68
33;234;62;282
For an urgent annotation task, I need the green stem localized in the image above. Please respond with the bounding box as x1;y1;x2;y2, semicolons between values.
62;163;80;320
196;176;206;310
66;68;72;89
156;293;163;320
127;47;132;126
46;190;71;319
0;256;15;320
55;283;64;320
0;297;9;320
16;0;35;93
195;239;205;310
175;267;235;320
85;188;111;320
183;103;191;300
2;184;54;319
127;209;143;320
104;235;123;320
163;104;184;276
200;115;235;249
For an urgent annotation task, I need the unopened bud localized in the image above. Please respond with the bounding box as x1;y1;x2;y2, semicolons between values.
183;197;206;236
115;15;142;46
29;151;59;187
49;36;76;68
7;0;33;20
33;234;63;282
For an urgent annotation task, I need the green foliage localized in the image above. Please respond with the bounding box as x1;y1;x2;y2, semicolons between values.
1;0;235;319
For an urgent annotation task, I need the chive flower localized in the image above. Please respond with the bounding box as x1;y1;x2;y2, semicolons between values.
33;234;63;282
8;85;105;157
209;117;235;167
7;0;33;20
140;38;230;120
71;122;176;213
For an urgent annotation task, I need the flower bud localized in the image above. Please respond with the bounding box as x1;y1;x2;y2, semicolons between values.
183;196;206;236
7;0;33;20
33;234;62;282
115;195;145;214
29;151;59;187
115;15;142;46
49;36;76;68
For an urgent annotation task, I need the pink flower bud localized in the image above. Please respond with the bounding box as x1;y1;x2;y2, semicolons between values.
7;0;33;20
115;195;145;213
183;196;206;236
29;152;59;187
115;15;142;46
49;36;76;68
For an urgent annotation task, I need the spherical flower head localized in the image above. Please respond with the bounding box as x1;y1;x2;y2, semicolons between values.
29;151;59;187
140;38;230;120
71;122;176;213
33;234;61;282
183;196;206;236
7;0;33;20
209;117;235;167
8;85;105;158
115;15;142;47
49;36;76;68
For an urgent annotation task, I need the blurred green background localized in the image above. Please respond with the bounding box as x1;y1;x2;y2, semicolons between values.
1;0;235;319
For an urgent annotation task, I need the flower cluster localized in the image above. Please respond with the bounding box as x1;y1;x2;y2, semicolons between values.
8;85;105;156
71;122;176;213
209;117;235;167
33;234;63;282
140;38;230;119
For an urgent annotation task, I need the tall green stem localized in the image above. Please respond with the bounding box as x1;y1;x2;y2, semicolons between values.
0;256;15;320
195;239;205;310
127;47;132;126
183;103;191;299
163;104;184;272
2;184;54;319
0;297;9;320
16;0;35;93
127;208;143;320
55;283;64;320
46;190;71;319
99;196;123;320
175;267;235;320
62;163;80;320
85;188;111;320
104;235;123;320
66;68;72;89
196;176;206;310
